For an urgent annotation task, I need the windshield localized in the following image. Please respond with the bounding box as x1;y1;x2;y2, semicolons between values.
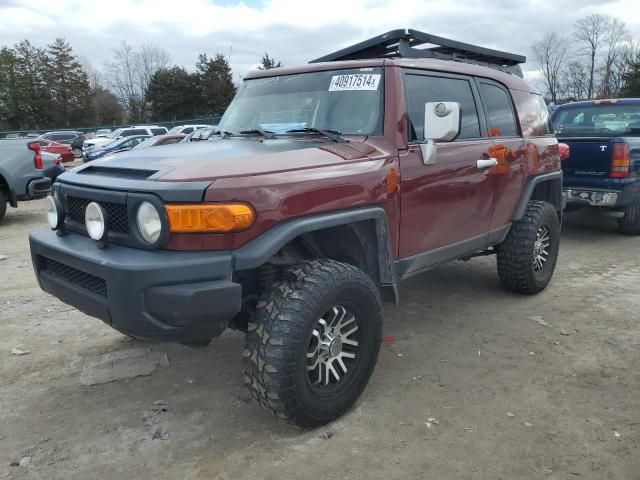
106;128;124;139
134;137;157;149
552;104;640;136
219;68;384;136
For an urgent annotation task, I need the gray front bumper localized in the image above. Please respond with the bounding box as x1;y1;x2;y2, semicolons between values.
30;228;241;342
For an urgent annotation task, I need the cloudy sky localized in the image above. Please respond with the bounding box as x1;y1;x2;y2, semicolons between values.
1;0;639;86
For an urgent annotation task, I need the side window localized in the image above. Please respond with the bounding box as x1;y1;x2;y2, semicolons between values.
479;83;518;137
532;94;552;135
404;73;481;141
124;129;147;136
151;128;166;135
182;127;193;134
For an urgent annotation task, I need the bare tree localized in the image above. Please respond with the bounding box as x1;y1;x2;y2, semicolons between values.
600;18;631;97
103;42;170;122
561;60;590;100
532;33;568;103
137;45;170;102
574;14;609;99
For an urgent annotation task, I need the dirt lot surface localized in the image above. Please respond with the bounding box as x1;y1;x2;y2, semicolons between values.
1;199;639;480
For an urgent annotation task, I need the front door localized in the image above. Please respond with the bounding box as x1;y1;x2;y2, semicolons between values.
398;71;495;276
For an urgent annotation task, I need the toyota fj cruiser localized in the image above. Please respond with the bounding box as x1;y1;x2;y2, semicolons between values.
30;30;562;427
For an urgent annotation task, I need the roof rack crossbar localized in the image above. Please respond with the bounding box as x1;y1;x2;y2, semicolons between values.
310;29;526;78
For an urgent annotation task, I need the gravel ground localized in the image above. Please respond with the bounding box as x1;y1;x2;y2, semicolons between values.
0;199;638;480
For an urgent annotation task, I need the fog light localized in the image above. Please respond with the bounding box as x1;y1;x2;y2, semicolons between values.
85;202;107;241
136;201;162;244
45;196;63;230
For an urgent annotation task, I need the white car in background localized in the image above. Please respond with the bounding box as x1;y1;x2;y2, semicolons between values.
94;129;112;137
167;124;210;135
83;126;168;151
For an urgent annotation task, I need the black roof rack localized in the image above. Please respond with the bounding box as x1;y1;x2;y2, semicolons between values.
310;29;526;78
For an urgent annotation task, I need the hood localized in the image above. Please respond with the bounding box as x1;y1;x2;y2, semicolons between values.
79;137;377;182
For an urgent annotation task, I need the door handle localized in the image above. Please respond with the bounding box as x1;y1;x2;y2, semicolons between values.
477;158;498;169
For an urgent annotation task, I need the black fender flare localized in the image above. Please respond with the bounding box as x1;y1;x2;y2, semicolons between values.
233;206;396;286
513;171;563;220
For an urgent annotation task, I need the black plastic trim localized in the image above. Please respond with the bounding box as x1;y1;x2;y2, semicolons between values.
55;172;211;202
514;171;563;220
29;228;238;342
233;206;395;285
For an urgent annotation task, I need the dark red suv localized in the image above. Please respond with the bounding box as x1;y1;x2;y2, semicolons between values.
30;30;562;427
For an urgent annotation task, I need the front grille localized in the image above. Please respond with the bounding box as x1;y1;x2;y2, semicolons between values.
78;166;158;179
65;196;129;234
40;257;108;298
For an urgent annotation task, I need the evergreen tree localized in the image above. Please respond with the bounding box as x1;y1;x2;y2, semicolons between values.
257;53;282;70
12;40;52;129
147;66;198;121
46;38;93;127
0;47;21;130
195;53;236;117
621;54;640;97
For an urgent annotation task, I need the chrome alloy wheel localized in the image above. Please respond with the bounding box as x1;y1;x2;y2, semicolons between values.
306;305;360;387
533;225;551;272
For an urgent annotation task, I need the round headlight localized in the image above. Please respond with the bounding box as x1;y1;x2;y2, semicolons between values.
45;195;63;230
85;202;106;241
136;201;162;244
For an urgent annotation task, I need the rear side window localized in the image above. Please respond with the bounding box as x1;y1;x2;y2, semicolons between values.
404;74;481;141
479;83;518;137
151;128;166;135
182;127;194;134
531;94;552;134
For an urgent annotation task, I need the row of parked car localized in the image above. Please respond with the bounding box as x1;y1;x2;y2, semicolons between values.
2;124;218;163
0;124;218;223
81;124;218;161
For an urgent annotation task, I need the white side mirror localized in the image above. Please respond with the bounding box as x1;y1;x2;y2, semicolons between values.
420;102;462;166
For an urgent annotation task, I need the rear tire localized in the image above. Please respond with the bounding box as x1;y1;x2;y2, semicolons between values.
243;259;382;428
72;147;82;159
0;190;7;224
618;197;640;235
497;201;560;294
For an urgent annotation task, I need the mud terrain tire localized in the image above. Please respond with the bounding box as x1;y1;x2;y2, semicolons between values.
243;259;382;428
497;201;560;294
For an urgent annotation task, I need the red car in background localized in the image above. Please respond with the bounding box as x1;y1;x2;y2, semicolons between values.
36;139;74;163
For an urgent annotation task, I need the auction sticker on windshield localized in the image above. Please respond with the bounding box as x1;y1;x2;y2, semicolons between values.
329;74;381;91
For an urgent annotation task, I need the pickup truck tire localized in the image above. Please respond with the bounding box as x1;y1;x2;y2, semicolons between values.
497;201;560;295
0;189;6;224
618;198;640;235
243;258;382;428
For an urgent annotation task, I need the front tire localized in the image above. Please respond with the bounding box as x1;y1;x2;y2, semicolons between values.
497;201;560;294
243;259;382;428
72;147;83;159
0;189;7;224
618;197;640;235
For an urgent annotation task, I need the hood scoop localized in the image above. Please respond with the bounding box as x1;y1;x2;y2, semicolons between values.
77;165;159;180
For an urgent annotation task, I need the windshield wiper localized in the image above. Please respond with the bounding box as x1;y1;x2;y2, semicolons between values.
284;127;346;143
238;127;276;139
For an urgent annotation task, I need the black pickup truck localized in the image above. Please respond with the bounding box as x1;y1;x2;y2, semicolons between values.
551;99;640;234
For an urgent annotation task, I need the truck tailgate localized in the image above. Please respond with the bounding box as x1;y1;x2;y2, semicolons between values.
559;136;611;178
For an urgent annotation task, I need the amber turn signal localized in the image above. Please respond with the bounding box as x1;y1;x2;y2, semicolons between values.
165;203;255;233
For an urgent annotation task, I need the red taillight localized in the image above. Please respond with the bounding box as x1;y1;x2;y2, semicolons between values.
558;143;570;161
28;142;43;169
611;143;630;178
